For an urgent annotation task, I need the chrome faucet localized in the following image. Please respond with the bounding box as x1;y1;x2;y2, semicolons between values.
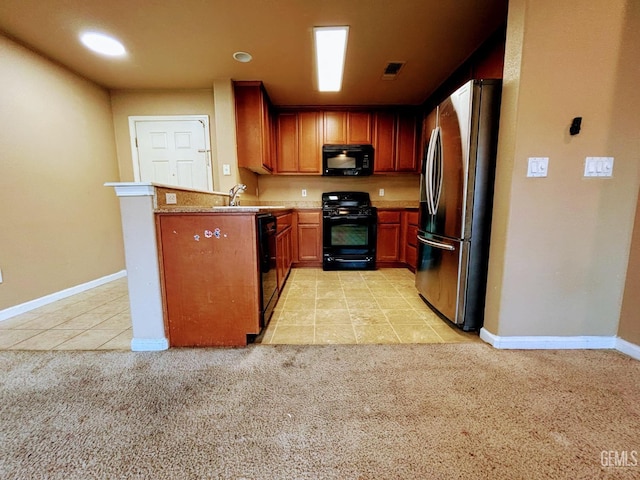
229;183;247;206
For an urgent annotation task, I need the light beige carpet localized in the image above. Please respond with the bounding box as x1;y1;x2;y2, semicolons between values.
0;344;638;479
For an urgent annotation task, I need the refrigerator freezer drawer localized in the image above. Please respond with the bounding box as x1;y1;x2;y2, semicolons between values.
415;233;468;326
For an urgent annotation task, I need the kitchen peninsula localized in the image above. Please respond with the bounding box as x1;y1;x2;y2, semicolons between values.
106;182;418;349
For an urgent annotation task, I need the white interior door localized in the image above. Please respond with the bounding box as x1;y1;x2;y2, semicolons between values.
130;116;213;191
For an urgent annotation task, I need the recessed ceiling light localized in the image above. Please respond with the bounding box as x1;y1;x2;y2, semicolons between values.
80;32;126;57
314;26;349;92
233;51;253;63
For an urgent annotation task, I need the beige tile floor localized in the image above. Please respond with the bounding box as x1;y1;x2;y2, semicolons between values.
259;268;481;345
0;268;479;350
0;277;132;350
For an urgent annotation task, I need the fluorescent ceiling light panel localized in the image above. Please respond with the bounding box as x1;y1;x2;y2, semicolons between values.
314;26;349;92
80;32;126;57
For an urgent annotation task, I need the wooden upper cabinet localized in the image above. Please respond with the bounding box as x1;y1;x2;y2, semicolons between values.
233;81;273;174
276;112;298;173
347;111;372;144
395;111;419;172
323;111;372;144
373;111;396;172
298;111;323;173
276;111;322;174
373;110;419;173
323;111;347;144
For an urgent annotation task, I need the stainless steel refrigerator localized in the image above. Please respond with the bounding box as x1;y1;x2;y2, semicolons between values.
415;79;502;331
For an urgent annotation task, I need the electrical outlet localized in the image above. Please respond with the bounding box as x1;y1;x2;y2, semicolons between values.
302;189;307;197
379;188;385;197
165;193;177;204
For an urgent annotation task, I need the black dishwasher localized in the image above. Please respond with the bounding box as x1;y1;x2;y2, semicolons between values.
257;214;278;328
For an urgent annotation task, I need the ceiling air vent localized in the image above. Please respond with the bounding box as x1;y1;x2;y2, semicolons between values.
382;61;405;80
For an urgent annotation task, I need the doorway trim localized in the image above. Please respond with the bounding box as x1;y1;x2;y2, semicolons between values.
128;115;214;192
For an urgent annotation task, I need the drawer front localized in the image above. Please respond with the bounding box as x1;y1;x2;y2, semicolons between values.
377;210;401;224
297;210;321;224
406;210;419;226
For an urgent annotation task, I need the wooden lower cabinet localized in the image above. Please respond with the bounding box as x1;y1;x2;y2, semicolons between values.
376;210;402;265
403;209;419;272
294;209;322;267
156;213;262;347
275;212;293;291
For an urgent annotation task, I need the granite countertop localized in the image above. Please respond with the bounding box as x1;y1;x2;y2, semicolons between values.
155;205;292;214
155;201;418;213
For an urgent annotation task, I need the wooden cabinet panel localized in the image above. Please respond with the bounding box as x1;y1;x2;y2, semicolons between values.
323;111;372;144
407;225;418;247
372;110;419;173
347;111;372;143
396;111;419;172
295;210;322;265
406;210;419;226
234;81;273;174
298;111;322;173
377;224;401;262
403;209;420;272
276;226;292;292
276;111;322;174
406;244;417;271
298;225;321;262
377;209;402;263
373;111;396;172
297;210;322;224
276;113;298;173
157;213;260;347
323;111;346;144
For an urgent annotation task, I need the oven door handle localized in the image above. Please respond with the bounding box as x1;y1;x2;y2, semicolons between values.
327;215;370;221
334;258;374;263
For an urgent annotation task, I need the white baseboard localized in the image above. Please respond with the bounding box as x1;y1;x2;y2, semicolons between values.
479;328;616;349
480;328;640;360
616;338;640;361
131;337;169;352
0;270;127;322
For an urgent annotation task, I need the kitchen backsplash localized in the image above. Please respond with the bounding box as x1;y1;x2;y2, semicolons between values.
256;174;420;204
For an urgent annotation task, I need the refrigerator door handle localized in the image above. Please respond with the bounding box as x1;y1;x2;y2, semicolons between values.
432;126;443;212
417;235;456;251
425;126;440;215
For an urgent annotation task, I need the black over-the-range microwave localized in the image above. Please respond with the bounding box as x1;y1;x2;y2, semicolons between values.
322;144;374;176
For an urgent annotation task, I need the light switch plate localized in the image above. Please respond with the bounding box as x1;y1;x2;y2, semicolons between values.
584;157;614;177
222;164;231;176
527;157;549;177
301;189;307;197
379;188;385;196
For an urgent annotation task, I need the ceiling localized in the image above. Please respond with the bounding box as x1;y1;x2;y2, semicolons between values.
0;0;508;106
